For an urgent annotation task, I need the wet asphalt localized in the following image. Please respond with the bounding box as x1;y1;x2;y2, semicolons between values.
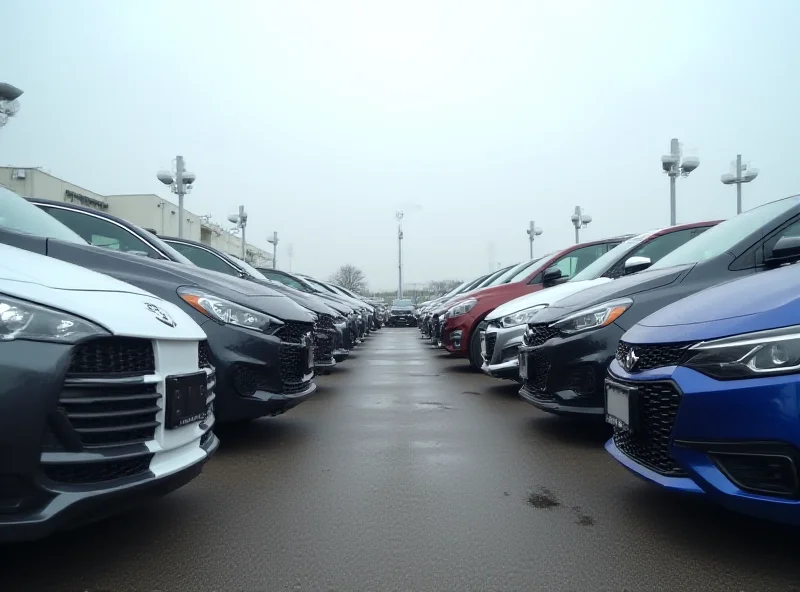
3;328;800;591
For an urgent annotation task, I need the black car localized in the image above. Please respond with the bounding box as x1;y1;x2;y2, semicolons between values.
158;236;344;371
2;189;319;423
518;194;800;419
257;267;359;358
387;299;416;326
297;275;373;340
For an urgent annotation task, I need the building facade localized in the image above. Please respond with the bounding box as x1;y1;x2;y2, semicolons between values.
0;167;272;266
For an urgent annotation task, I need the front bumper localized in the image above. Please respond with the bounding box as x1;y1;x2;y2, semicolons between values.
200;319;317;423
0;339;219;543
442;314;476;355
388;314;416;326
481;323;525;379
518;322;623;417
606;361;800;526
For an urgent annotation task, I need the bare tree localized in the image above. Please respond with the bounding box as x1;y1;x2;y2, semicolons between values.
427;279;462;295
330;265;367;293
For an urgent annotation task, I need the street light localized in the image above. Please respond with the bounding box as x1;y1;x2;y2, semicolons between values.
526;221;543;258
157;155;196;238
227;206;248;261
661;138;700;225
267;231;279;269
396;211;404;299
570;206;592;244
0;82;23;129
721;154;759;215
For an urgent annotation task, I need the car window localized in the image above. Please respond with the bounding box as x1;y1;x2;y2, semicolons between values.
652;195;800;270
550;244;609;281
605;227;711;279
165;241;241;276
571;232;653;282
0;188;86;245
40;206;160;257
260;270;313;292
505;252;557;283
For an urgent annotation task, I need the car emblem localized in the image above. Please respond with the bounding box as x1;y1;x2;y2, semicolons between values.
624;348;639;372
145;302;176;327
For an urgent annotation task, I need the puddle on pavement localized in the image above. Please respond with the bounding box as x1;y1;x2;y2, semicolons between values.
366;359;426;366
527;487;561;509
414;402;454;411
409;440;442;449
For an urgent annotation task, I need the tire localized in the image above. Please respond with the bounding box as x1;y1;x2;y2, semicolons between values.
467;328;483;371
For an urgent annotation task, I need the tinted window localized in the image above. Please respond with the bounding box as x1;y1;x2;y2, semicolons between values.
41;206;160;257
571;233;653;282
0;189;86;244
166;241;240;276
549;244;609;281
260;270;313;292
652;196;800;270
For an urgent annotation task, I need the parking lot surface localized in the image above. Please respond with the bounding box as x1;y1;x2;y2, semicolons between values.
3;328;799;591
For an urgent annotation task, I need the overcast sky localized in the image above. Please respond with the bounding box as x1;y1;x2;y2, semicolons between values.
2;0;799;291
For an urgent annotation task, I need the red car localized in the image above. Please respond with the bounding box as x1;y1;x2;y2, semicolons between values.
441;235;633;369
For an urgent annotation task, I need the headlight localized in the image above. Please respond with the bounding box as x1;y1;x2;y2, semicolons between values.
178;287;282;333
500;305;548;328
550;298;632;335
448;298;478;318
0;294;108;343
684;326;800;380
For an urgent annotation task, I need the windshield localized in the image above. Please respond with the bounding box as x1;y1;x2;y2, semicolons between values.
230;255;269;280
304;277;338;294
392;299;414;308
570;232;653;282
476;266;515;288
0;188;86;245
504;253;556;283
142;231;196;266
651;196;800;270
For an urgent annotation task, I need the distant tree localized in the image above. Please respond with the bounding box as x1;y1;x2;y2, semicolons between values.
330;264;367;293
427;279;462;295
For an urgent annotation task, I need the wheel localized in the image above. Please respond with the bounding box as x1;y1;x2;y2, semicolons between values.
467;328;483;371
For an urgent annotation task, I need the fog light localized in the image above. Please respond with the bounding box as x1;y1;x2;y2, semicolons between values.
451;330;463;348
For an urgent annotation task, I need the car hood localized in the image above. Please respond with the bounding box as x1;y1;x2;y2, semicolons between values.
625;265;800;344
531;264;692;324
486;278;612;321
0;244;205;340
44;239;317;324
251;278;336;317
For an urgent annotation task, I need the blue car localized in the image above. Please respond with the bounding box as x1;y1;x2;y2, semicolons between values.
605;260;800;525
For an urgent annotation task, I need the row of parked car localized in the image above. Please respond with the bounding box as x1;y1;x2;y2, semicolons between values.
0;186;386;542
417;194;800;525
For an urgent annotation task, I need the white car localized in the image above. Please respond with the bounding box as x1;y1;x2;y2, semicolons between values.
0;244;218;542
479;222;717;379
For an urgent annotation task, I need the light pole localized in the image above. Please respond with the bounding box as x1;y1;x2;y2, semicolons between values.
227;206;248;261
661;138;700;225
0;82;23;129
526;221;543;258
721;154;759;215
570;206;592;244
396;211;404;299
267;231;279;269
157;156;196;238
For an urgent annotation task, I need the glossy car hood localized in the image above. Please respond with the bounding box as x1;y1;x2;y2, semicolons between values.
44;239;317;324
311;292;354;316
486;278;611;321
532;264;692;323
0;244;205;340
626;266;800;343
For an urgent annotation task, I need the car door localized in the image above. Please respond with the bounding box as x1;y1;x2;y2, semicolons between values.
37;205;164;259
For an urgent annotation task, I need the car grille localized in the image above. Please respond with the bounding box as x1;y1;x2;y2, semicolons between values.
279;321;314;344
612;380;686;476
523;349;550;393
485;332;497;361
58;338;161;449
616;341;694;372
43;455;153;484
316;313;335;331
68;337;155;377
524;324;561;347
198;340;212;369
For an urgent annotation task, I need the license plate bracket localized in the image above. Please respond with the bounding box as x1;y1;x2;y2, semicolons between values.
165;371;208;429
605;380;640;433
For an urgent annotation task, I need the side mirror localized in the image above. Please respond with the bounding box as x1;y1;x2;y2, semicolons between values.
766;236;800;266
542;266;562;286
624;256;652;275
